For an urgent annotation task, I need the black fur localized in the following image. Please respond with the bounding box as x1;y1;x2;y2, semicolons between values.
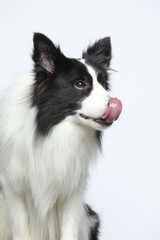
85;204;100;240
32;33;93;135
32;33;112;137
96;131;102;150
82;37;111;71
83;37;111;91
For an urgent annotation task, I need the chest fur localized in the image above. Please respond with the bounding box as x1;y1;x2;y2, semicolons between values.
28;120;99;216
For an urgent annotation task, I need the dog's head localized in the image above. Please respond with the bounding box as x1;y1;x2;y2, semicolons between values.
32;33;122;135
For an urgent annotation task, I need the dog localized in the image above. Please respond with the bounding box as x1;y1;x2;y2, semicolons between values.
0;33;122;240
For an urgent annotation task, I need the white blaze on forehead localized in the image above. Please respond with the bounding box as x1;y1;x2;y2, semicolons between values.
79;59;111;118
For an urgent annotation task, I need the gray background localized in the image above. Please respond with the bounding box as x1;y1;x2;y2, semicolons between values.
0;0;160;239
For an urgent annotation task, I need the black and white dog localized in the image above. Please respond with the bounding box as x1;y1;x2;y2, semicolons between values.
0;33;122;240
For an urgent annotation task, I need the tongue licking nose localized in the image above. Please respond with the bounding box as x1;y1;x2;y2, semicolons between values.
102;98;122;123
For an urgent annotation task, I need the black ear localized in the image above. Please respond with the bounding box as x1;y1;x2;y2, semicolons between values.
82;37;112;70
32;33;61;74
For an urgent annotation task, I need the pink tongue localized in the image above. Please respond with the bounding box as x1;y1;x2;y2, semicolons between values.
102;98;122;122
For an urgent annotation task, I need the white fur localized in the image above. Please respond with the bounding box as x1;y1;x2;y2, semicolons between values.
0;64;110;240
77;61;111;130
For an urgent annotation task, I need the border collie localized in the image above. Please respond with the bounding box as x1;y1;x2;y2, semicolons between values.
0;33;122;240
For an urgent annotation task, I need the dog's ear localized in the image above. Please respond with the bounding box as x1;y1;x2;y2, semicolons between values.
32;33;62;74
83;37;111;69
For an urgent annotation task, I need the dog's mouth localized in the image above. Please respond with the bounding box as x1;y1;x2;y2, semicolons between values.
79;113;113;126
79;98;122;126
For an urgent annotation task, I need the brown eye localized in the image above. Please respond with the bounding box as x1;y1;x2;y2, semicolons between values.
74;80;87;90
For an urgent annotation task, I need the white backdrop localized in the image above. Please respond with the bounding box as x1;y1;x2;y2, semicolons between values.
0;0;160;239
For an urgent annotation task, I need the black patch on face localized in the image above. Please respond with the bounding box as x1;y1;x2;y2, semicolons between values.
32;33;93;136
97;71;110;91
83;37;112;91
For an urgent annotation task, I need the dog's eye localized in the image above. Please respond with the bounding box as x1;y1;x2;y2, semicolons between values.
74;80;87;90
